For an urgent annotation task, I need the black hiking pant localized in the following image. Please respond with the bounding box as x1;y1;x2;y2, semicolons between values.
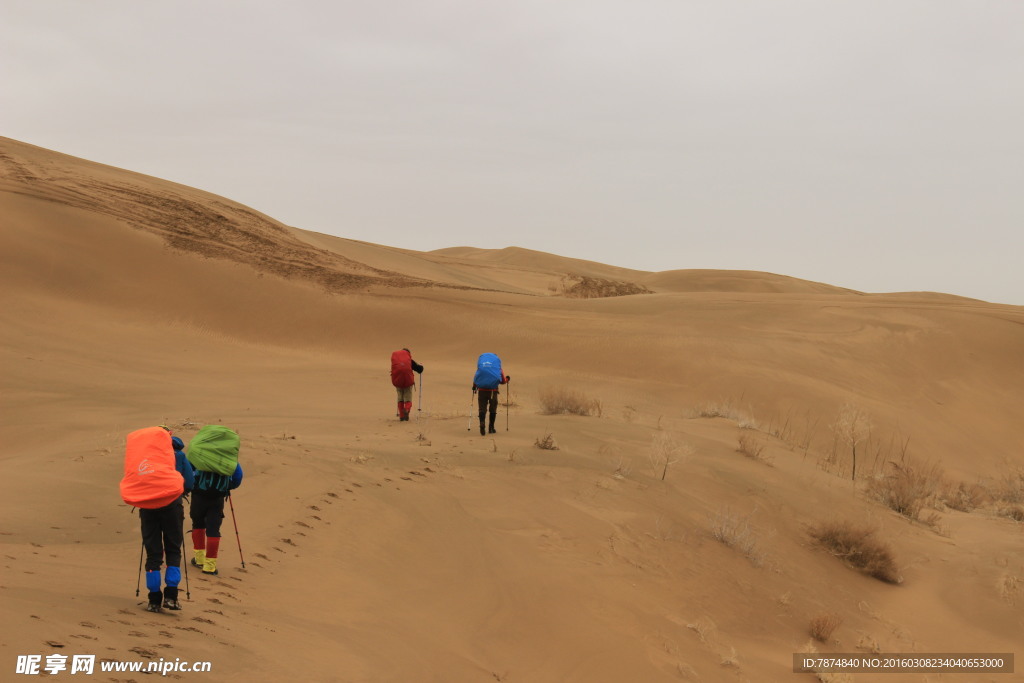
140;498;184;572
477;390;498;426
190;488;227;538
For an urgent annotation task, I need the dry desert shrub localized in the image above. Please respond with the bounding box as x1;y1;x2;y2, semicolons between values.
865;457;943;523
808;520;901;584
690;398;756;427
998;574;1021;604
709;507;764;568
538;386;601;416
994;467;1024;504
686;616;717;644
736;431;773;465
534;433;558;450
940;480;988;512
502;387;520;408
720;646;740;668
998;505;1024;522
809;613;843;643
829;403;872;480
649;432;692;481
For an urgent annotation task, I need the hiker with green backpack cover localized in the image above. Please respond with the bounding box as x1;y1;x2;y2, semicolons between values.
186;425;243;576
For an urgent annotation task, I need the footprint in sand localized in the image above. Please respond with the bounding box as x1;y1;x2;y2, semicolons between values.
129;646;156;659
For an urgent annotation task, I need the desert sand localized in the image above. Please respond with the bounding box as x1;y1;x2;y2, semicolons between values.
1;136;1022;682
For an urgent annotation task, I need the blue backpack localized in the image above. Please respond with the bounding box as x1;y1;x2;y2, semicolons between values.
473;353;503;390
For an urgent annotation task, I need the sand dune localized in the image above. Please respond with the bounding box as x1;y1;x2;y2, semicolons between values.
2;137;1022;681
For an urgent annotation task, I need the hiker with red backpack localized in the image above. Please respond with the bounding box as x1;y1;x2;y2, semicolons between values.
472;352;510;435
390;348;424;421
120;426;194;612
186;426;243;577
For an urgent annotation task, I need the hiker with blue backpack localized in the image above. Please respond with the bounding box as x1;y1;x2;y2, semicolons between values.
186;426;243;576
472;352;510;435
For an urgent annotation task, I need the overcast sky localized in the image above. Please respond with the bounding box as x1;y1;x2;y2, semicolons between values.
2;1;1022;304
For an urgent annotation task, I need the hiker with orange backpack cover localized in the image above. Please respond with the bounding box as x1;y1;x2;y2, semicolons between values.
120;426;194;612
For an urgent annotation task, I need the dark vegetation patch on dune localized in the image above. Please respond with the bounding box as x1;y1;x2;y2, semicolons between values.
558;273;652;299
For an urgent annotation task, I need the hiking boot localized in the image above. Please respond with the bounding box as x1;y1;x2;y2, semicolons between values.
146;591;162;612
163;586;181;610
190;557;204;569
488;426;497;434
479;422;485;436
202;557;219;575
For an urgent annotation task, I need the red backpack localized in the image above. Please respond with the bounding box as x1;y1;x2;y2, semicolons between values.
120;427;184;509
391;349;415;388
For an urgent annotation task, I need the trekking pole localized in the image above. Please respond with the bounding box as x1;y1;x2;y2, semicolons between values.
505;378;510;432
180;516;191;599
227;495;246;568
467;390;474;431
181;540;191;599
417;373;423;413
135;540;144;596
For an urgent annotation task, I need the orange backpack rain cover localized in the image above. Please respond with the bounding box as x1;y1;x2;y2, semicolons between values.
120;427;184;509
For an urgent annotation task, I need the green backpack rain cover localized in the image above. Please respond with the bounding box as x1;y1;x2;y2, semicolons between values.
187;425;240;476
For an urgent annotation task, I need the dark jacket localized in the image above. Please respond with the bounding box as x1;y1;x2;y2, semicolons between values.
171;436;195;493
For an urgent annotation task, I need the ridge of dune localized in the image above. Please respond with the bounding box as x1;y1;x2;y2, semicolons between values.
2;137;1023;682
0;137;443;293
